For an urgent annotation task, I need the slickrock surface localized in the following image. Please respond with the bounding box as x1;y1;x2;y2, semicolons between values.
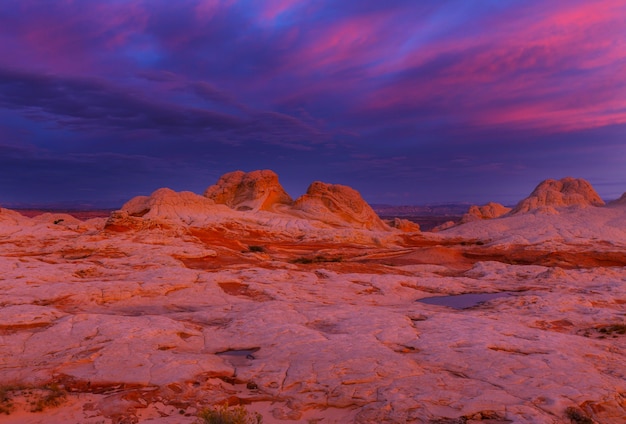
1;177;625;424
511;177;605;214
204;170;293;212
293;182;390;231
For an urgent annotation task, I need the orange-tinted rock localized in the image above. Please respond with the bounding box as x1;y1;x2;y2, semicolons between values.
461;202;511;223
388;217;420;232
511;177;605;214
104;188;219;231
431;220;457;232
609;192;626;206
292;181;389;230
204;170;293;212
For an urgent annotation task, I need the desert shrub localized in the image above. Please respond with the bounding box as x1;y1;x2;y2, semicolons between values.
598;324;626;335
196;404;263;424
565;406;593;424
0;387;14;415
292;255;342;264
0;383;66;415
30;384;66;412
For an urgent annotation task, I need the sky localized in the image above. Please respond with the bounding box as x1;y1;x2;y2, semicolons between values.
1;0;625;208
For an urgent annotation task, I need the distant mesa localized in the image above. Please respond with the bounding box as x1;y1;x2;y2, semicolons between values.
461;202;511;223
511;177;605;214
204;169;293;212
292;181;390;231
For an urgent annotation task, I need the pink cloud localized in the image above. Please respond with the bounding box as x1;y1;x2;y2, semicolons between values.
358;0;626;133
257;0;304;22
3;1;148;75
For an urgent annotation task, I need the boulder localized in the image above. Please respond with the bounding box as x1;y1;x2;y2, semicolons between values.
511;177;605;214
292;182;389;230
204;170;293;212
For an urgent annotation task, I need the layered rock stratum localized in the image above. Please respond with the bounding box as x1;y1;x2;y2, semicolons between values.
1;173;625;424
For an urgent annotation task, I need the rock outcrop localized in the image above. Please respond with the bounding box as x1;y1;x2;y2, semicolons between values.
204;170;293;212
461;202;511;223
609;192;626;206
105;188;223;231
292;182;389;230
511;177;605;214
388;217;421;232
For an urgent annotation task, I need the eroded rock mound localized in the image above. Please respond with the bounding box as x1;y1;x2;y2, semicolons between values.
388;217;420;232
609;192;626;206
105;188;220;231
293;182;389;230
461;202;511;223
204;170;293;212
511;177;605;214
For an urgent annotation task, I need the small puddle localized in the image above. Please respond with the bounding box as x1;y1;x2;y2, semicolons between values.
417;292;512;309
216;348;260;367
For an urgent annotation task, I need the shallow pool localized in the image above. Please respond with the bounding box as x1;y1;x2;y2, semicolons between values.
417;292;511;309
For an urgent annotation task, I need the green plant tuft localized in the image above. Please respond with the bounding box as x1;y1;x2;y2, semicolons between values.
196;404;263;424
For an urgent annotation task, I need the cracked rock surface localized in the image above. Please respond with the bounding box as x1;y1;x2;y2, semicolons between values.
1;202;625;423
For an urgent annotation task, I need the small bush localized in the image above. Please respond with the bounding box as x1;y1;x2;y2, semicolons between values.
30;384;66;412
247;246;266;253
197;404;263;424
565;407;593;424
0;387;14;415
292;255;342;264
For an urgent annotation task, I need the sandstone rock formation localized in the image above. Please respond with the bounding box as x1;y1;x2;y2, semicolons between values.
388;217;420;232
461;202;511;223
292;181;389;230
511;177;605;214
204;170;293;212
609;192;626;206
2;179;626;423
105;187;223;231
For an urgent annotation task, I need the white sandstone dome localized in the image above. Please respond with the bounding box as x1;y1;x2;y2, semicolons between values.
292;181;389;231
204;169;293;212
511;177;605;214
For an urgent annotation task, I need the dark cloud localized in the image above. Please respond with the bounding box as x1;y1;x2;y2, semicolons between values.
0;67;321;144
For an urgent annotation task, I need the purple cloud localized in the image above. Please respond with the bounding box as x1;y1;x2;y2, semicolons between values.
1;0;625;206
